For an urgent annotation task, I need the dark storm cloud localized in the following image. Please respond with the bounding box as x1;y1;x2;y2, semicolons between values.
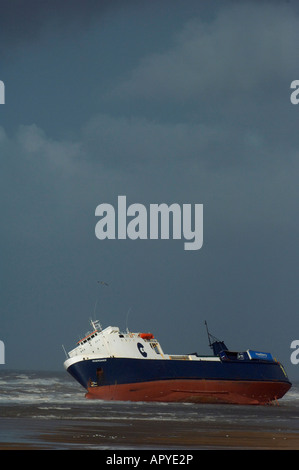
0;0;113;40
0;0;140;60
1;0;299;376
0;0;221;52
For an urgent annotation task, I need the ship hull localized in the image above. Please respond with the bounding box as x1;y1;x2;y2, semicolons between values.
85;378;290;405
66;356;291;405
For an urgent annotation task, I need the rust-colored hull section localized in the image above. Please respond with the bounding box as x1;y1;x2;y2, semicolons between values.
85;379;291;405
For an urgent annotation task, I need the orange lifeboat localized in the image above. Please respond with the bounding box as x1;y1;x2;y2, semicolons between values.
139;333;154;340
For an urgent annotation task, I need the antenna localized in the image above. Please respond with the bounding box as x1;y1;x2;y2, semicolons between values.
90;318;102;331
126;307;132;333
92;280;109;325
205;320;212;348
93;298;98;317
62;344;68;359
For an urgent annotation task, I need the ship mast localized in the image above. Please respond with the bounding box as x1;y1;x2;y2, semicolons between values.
205;320;228;355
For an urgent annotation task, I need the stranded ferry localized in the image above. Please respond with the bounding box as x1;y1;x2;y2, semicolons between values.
64;320;291;405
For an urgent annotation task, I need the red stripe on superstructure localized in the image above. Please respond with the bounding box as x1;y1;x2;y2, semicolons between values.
77;330;98;344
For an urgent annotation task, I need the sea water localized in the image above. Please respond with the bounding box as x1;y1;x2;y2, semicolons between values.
0;370;298;449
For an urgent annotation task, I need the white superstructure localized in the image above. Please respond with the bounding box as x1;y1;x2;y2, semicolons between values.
63;319;220;371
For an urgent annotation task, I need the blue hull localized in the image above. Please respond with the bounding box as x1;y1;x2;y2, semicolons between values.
66;356;291;404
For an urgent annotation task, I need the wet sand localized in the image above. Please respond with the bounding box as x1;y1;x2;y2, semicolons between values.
1;417;299;450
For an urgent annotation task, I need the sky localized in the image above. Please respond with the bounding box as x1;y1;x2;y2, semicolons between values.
1;0;299;380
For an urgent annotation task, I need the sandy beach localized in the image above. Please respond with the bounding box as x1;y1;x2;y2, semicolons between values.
0;417;299;450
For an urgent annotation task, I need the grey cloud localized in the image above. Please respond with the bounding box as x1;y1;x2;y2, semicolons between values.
110;2;299;106
79;110;293;175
